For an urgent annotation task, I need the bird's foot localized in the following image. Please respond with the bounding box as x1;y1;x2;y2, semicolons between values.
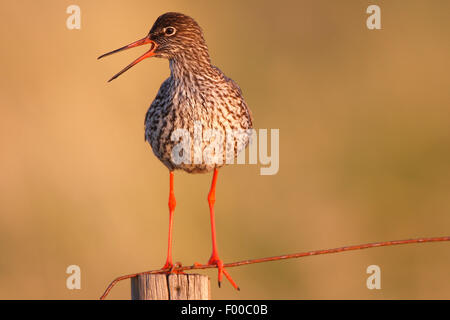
161;260;173;271
160;261;185;274
194;256;239;290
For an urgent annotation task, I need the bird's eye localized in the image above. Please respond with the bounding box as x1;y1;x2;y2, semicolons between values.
164;27;176;36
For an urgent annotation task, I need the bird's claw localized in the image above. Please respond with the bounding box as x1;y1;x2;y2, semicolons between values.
205;256;240;291
160;261;185;274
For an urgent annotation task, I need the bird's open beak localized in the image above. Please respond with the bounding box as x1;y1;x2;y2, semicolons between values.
98;36;158;82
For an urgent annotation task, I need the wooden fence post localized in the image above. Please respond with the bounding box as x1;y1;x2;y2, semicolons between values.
131;273;210;300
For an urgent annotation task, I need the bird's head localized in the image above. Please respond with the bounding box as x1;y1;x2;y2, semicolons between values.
98;12;209;82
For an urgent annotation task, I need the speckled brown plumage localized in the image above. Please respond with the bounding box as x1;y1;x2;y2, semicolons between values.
143;12;253;173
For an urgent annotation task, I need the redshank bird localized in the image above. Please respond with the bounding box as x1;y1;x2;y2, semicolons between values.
98;12;252;290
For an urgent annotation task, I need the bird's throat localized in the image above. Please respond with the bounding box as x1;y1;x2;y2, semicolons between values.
169;52;215;81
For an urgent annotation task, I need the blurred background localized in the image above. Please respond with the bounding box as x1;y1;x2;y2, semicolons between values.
0;0;449;299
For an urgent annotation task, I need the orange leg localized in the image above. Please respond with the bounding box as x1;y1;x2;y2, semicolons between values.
162;171;176;270
206;168;239;290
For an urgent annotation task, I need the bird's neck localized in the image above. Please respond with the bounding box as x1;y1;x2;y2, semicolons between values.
169;51;217;83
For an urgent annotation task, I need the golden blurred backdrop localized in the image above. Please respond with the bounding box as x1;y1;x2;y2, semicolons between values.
0;0;449;299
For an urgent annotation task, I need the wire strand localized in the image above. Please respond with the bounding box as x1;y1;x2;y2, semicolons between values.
100;235;450;299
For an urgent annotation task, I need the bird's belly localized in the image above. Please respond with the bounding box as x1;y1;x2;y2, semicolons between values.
145;106;251;173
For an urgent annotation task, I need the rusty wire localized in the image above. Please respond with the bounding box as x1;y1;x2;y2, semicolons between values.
100;235;450;299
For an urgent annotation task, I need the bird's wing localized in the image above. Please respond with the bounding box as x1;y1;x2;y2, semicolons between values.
226;76;253;129
145;78;171;141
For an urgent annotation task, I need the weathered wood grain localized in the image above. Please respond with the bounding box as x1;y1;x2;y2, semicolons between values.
131;273;210;300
